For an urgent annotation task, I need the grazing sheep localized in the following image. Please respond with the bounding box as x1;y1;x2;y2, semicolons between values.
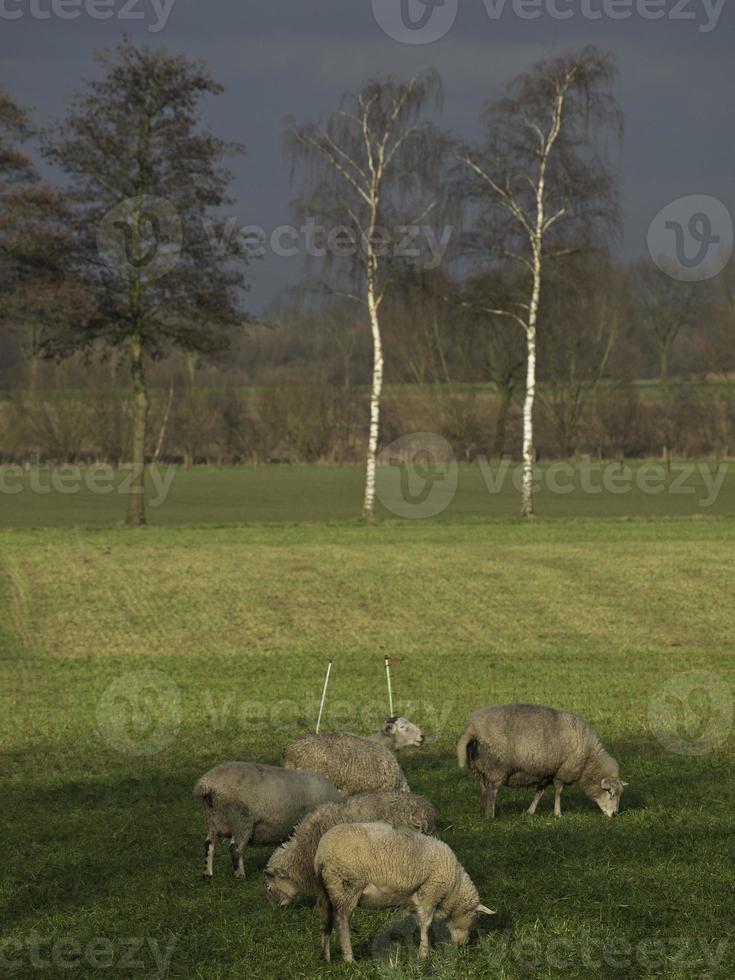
192;762;341;879
457;704;627;818
264;790;437;908
368;716;425;751
313;822;494;962
282;732;410;795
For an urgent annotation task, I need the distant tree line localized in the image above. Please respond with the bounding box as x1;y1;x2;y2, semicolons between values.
1;40;733;519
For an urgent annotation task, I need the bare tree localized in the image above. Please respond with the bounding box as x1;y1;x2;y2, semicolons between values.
539;253;625;458
285;71;445;519
455;270;527;459
630;259;699;381
457;47;620;516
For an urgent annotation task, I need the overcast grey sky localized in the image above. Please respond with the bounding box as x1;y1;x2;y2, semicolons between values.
1;0;733;311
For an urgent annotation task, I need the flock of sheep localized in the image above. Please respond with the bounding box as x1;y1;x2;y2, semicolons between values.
193;703;627;963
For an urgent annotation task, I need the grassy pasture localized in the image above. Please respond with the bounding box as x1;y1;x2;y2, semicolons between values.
0;459;733;527
1;518;734;978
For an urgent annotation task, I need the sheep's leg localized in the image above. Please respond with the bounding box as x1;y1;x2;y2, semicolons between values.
216;802;253;877
315;872;334;962
415;907;434;959
202;808;220;879
203;837;214;879
335;908;355;962
229;838;244;876
480;781;498;818
526;786;546;816
553;779;564;818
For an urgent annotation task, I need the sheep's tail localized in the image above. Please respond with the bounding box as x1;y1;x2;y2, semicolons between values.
193;776;214;806
456;723;476;769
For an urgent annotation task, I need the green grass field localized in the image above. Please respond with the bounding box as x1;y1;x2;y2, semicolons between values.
1;515;734;978
1;459;733;527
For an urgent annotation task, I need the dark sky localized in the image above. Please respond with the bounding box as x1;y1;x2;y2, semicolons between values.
2;0;733;312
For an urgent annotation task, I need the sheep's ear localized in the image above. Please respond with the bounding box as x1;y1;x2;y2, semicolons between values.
621;781;629;787
601;778;612;790
476;904;496;915
382;718;396;734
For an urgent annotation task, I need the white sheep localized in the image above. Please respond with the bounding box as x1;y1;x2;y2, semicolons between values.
368;715;425;751
192;761;340;879
313;822;494;962
264;790;437;908
457;703;627;818
282;732;411;795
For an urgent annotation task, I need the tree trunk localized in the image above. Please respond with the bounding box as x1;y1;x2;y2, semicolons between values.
493;384;512;460
521;245;541;518
27;354;39;394
152;380;174;464
521;325;537;518
127;332;149;526
659;342;670;382
186;350;198;387
362;265;383;520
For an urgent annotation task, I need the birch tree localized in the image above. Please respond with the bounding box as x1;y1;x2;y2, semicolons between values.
286;71;445;519
458;48;620;516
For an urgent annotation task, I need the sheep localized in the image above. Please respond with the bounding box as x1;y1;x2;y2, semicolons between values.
264;790;437;908
282;732;411;795
368;716;425;751
192;761;341;879
457;703;627;818
313;822;494;962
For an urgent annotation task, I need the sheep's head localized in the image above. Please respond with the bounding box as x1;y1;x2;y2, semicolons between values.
446;902;495;945
442;871;495;944
263;867;299;907
381;716;425;749
593;776;627;817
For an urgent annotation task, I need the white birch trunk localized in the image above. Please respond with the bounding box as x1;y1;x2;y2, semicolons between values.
521;270;539;518
520;83;566;518
363;259;383;519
